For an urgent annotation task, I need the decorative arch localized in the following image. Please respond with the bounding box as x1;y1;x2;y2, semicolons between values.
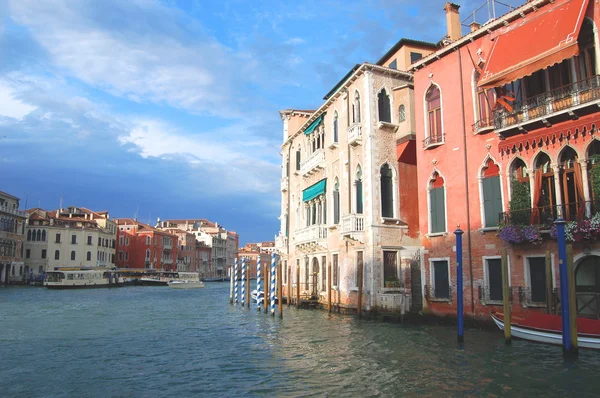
41;230;46;242
478;156;505;228
36;229;41;241
557;144;580;165
531;150;553;172
27;229;32;241
398;104;406;122
380;162;397;218
352;90;361;124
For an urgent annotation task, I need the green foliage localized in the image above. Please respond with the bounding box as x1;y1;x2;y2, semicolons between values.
590;162;600;200
509;178;531;225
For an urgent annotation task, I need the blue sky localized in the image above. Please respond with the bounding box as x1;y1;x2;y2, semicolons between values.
0;0;521;244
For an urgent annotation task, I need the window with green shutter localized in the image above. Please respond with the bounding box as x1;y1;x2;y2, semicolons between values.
483;176;503;227
429;187;446;233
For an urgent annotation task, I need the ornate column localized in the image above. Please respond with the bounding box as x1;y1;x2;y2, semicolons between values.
580;159;592;217
552;163;563;218
528;169;535;209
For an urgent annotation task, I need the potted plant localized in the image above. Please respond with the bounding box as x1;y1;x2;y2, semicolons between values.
384;277;401;288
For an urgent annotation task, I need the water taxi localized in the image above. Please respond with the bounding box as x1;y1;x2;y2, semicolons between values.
167;280;205;289
45;269;123;289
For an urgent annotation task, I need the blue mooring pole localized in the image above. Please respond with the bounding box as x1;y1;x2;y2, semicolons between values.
455;227;464;344
555;218;574;356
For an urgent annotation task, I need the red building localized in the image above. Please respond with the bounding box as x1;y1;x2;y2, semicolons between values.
115;218;179;270
412;0;600;320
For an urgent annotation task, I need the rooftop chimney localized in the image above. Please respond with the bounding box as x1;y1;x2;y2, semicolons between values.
469;21;481;33
444;2;462;42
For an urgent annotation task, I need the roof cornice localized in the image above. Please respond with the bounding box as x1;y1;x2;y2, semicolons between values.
410;0;552;71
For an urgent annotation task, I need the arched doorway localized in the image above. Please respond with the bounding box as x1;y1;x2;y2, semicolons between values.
575;256;600;318
312;257;319;298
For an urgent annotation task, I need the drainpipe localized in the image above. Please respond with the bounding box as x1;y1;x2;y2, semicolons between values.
457;47;475;315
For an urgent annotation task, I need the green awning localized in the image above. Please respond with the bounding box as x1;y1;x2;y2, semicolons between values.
304;113;325;135
302;179;327;202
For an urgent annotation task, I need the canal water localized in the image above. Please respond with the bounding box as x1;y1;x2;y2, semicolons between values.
2;284;600;397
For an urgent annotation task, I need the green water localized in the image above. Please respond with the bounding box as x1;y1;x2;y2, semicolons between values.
1;284;600;397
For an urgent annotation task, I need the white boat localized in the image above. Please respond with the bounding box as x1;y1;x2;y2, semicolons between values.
168;280;205;289
45;270;123;289
491;311;600;350
251;289;277;303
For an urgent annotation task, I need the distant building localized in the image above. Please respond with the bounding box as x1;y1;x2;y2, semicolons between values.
114;218;178;270
24;206;117;274
243;241;275;255
238;247;270;280
0;191;26;284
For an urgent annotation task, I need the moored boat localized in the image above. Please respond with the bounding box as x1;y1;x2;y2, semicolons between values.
168;280;205;289
45;269;123;289
491;311;600;350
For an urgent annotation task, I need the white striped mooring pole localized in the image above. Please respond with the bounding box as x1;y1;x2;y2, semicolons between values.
234;258;239;304
270;252;276;316
241;257;246;307
256;257;262;312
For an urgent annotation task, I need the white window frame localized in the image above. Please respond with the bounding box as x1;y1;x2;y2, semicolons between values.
477;155;506;231
423;82;444;147
523;254;555;307
381;248;401;290
482;255;510;305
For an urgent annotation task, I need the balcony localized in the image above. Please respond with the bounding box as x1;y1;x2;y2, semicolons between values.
494;75;600;135
300;149;325;176
423;134;444;149
280;177;289;192
275;234;288;251
471;116;495;134
295;225;328;252
340;214;365;243
348;123;362;146
501;200;598;229
0;207;27;218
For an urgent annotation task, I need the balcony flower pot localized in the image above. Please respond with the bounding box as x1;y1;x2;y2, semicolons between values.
527;104;545;120
551;95;573;112
384;279;401;288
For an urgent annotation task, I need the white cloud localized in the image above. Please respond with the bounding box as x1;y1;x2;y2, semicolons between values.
0;82;36;119
284;37;305;45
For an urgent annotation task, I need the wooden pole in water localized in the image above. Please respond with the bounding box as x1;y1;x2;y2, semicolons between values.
246;261;251;309
566;244;579;355
328;261;332;314
229;265;234;304
296;265;300;308
263;261;269;313
545;250;553;314
501;247;511;344
288;262;291;307
357;257;363;319
277;256;283;319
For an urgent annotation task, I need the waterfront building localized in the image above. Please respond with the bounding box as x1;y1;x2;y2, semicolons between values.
411;0;600;319
115;218;178;270
243;241;275;254
195;241;212;276
25;206;116;274
276;39;436;312
157;219;238;278
0;191;26;284
238;248;270;280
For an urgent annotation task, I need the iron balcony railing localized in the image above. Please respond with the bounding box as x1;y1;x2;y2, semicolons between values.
500;200;599;228
422;134;443;148
493;74;600;130
424;284;452;301
471;116;495;133
478;285;513;303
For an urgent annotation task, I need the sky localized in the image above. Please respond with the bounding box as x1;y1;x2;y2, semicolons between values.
0;0;522;244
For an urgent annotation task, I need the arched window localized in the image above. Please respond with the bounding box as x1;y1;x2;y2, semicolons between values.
531;152;556;224
41;230;46;241
333;179;340;224
398;104;406;122
146;236;151;245
380;164;394;218
333;112;339;143
559;146;583;221
576;19;596;80
426;85;442;142
54;250;60;260
36;230;41;241
352;91;361;124
86;251;91;261
356;167;363;214
378;89;391;123
27;229;31;241
429;173;446;233
146;249;151;259
71;251;76;261
481;158;503;227
474;68;495;127
296;146;301;171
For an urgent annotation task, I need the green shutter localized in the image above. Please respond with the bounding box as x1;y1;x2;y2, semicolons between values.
430;188;445;233
483;176;502;227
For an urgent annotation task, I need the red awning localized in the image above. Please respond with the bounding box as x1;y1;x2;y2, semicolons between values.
478;0;589;89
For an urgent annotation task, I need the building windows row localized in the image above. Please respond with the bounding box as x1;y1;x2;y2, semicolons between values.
26;229;46;242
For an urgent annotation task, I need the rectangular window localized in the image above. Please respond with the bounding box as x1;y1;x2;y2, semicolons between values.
410;52;423;64
125;252;129;261
26;249;30;258
41;249;46;259
429;187;446;233
383;251;397;283
528;257;547;303
87;236;92;245
388;59;397;70
321;255;327;292
332;254;339;287
71;234;76;244
485;258;503;301
283;260;287;283
118;252;123;261
305;258;309;290
126;237;129;246
56;233;61;243
433;260;450;299
119;236;124;246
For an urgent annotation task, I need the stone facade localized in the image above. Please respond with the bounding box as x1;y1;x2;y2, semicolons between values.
0;191;26;284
